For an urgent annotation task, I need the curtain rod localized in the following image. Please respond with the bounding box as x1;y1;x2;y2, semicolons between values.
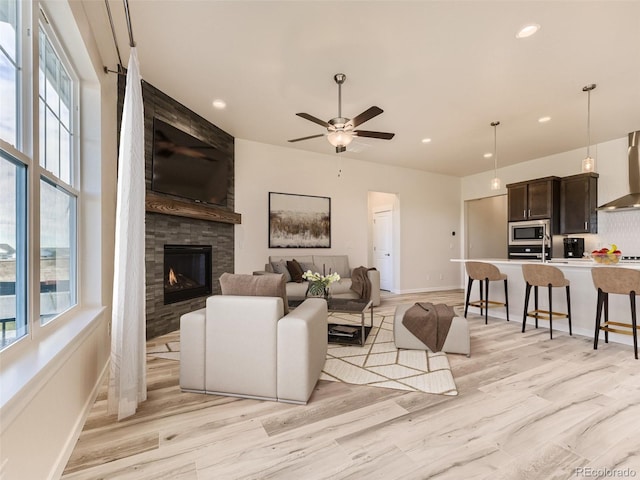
103;0;136;75
123;0;136;48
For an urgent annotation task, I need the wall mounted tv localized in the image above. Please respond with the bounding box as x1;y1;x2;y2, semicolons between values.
151;117;229;206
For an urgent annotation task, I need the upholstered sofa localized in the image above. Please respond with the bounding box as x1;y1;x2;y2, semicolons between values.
180;273;328;404
263;255;381;306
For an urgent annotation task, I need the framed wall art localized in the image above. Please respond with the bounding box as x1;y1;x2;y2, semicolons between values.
268;192;331;248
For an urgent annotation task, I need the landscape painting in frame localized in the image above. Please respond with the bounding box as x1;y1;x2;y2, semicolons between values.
269;192;331;248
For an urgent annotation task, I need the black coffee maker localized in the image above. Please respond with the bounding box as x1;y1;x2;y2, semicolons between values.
563;238;585;258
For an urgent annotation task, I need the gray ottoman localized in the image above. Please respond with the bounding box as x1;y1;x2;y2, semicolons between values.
394;304;470;356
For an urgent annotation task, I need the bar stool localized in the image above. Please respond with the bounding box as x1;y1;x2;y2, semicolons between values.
522;264;572;339
591;267;640;360
464;261;509;325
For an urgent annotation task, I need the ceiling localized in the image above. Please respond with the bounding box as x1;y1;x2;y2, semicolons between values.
81;0;640;177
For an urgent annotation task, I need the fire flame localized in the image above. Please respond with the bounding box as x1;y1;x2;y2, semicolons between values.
168;268;178;286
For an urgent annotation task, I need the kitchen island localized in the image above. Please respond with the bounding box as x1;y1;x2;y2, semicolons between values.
451;258;640;348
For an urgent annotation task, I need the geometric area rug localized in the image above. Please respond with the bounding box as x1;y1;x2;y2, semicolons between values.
147;310;458;397
320;310;458;396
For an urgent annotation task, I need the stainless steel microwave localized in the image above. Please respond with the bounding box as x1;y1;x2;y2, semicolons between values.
508;219;550;246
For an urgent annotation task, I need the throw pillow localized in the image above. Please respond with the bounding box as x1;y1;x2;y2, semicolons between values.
219;272;289;314
286;259;305;283
299;262;322;277
270;259;292;282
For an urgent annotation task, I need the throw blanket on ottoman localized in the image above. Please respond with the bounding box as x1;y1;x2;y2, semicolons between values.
401;302;455;352
350;266;375;301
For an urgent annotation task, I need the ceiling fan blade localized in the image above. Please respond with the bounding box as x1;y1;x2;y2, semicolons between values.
353;130;395;140
288;134;326;143
350;106;383;128
296;113;331;128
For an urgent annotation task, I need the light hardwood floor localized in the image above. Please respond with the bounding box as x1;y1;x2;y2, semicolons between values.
62;291;640;479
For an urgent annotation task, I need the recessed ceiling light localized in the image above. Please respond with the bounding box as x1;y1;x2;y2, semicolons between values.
538;116;551;123
421;138;432;144
483;153;493;158
516;23;541;39
212;99;226;109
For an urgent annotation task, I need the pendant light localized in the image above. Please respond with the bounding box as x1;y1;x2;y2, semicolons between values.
582;84;597;173
490;121;501;190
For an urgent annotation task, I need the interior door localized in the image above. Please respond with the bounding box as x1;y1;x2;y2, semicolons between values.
373;210;393;291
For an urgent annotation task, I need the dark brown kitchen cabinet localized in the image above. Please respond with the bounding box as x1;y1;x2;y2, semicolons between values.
560;172;598;234
507;177;560;222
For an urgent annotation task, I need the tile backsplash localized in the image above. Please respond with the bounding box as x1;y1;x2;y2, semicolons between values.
594;210;640;254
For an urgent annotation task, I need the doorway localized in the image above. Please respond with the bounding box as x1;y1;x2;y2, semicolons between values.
369;192;399;292
465;195;508;258
373;210;393;291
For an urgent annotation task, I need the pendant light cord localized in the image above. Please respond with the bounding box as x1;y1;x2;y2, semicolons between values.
491;121;500;177
583;84;596;158
587;88;591;157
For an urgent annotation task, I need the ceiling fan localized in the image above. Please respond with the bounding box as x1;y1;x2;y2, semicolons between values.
288;73;395;153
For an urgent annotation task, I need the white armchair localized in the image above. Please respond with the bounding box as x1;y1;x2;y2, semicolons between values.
180;293;328;404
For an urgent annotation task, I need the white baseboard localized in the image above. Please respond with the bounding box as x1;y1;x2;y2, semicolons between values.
395;285;463;294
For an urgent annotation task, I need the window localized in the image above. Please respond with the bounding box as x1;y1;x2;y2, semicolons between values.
0;151;27;348
39;26;73;183
0;0;19;146
40;177;76;324
38;22;78;324
0;3;80;350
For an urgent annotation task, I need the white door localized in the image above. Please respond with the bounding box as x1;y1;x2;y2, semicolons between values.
373;210;393;291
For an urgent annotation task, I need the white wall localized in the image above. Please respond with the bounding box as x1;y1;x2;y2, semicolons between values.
461;136;640;257
234;140;463;292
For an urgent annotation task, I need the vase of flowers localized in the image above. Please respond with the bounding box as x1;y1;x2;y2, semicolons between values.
302;270;340;299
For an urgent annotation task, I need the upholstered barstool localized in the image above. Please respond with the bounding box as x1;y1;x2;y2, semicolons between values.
464;262;509;324
521;264;572;339
591;267;640;360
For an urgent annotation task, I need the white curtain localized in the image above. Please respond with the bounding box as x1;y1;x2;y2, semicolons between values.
108;47;147;420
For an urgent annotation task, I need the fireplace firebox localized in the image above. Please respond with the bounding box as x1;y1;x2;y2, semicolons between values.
164;245;212;304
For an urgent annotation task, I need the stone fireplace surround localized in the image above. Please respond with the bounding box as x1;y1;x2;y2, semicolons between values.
118;78;236;339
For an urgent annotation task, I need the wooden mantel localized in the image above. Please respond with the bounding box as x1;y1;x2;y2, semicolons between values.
145;192;241;225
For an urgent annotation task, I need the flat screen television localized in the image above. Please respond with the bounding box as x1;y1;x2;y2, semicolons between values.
151;118;229;206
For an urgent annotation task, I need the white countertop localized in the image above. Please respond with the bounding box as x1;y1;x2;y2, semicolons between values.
450;258;640;269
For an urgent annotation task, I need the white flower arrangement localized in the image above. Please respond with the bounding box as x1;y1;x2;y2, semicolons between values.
302;270;340;297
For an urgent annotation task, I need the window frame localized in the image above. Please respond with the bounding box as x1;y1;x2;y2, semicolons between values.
34;7;80;332
0;2;82;351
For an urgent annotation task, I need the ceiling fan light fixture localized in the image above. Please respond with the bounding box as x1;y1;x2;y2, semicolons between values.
327;130;354;148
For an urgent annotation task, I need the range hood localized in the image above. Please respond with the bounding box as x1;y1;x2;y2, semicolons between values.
598;131;640;211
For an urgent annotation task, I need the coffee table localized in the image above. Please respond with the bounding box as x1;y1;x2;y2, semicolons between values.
289;297;373;346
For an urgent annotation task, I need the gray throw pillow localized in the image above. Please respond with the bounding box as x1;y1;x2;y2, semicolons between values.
270;259;292;282
299;262;322;277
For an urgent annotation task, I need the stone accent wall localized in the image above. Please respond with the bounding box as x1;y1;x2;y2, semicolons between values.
118;77;235;339
145;213;233;339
